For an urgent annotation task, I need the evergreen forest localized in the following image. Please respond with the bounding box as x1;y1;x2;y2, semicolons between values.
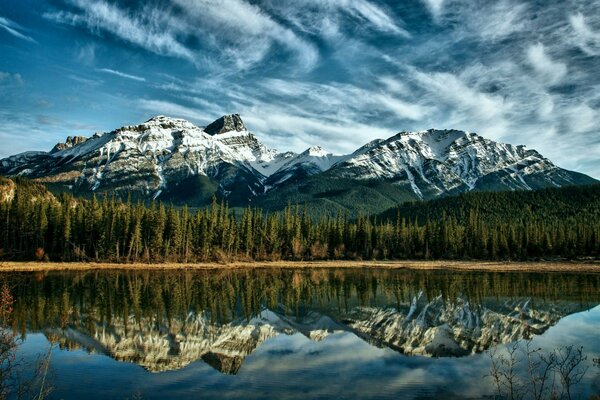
1;177;599;263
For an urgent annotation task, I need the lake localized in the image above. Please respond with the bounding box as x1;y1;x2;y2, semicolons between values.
1;268;599;399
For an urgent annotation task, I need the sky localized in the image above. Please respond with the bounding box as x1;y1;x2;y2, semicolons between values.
0;0;599;178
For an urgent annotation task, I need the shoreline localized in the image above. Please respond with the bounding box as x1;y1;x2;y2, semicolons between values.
1;260;600;273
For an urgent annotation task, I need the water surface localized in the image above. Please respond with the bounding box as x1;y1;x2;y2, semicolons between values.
3;268;600;399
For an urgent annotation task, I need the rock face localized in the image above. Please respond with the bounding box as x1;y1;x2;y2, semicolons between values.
204;114;246;136
44;296;585;374
50;135;89;153
328;129;596;198
0;115;596;207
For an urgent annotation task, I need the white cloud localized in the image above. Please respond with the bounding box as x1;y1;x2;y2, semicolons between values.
372;94;427;120
260;0;409;41
475;1;528;41
342;0;409;36
44;0;196;62
526;43;568;85
410;69;510;121
0;15;37;43
421;0;444;20
257;78;428;122
569;13;600;56
377;76;409;94
171;0;319;71
430;0;528;41
97;68;146;82
45;0;321;72
564;103;598;134
136;99;211;123
241;109;395;154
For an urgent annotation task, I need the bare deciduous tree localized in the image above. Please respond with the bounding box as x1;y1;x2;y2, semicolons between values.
487;339;589;400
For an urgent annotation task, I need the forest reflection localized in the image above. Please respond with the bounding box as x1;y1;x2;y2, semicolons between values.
6;269;599;332
3;268;600;373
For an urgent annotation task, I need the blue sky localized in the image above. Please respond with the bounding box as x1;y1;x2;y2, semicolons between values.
0;0;599;177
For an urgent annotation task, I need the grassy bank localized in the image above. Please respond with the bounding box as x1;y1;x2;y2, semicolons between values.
1;260;599;273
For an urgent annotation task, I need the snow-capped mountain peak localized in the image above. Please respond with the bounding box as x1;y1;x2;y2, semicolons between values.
331;128;590;198
303;145;329;157
0;115;595;207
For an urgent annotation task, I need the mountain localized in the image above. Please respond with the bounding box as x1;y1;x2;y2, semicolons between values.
328;129;595;196
1;114;596;214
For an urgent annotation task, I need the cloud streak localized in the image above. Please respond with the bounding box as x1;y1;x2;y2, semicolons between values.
0;15;37;43
44;0;196;62
172;0;319;71
97;68;146;82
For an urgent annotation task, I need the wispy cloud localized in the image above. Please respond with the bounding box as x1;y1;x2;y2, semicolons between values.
261;0;409;38
67;74;102;86
97;68;146;82
340;0;409;36
421;0;445;20
0;71;24;85
151;75;428;153
136;99;211;122
44;0;321;72
171;0;319;71
75;42;96;65
0;15;37;43
44;0;195;62
425;0;529;42
526;43;567;85
569;13;600;56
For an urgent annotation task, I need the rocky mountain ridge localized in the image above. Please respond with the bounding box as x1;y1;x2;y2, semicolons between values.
1;114;596;211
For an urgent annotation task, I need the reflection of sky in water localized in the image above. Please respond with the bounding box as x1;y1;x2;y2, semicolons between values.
17;305;600;400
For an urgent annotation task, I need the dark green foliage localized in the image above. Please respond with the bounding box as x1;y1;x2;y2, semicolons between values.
0;177;598;262
256;174;419;216
157;175;218;207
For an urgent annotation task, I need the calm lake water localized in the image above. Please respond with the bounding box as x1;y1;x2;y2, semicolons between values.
2;268;600;399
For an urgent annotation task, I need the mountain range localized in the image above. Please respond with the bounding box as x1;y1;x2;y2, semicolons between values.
1;114;596;215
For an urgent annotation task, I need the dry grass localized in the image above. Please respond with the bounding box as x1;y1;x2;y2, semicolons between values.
0;260;599;273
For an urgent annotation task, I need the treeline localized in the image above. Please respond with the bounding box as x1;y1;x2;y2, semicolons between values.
0;177;599;262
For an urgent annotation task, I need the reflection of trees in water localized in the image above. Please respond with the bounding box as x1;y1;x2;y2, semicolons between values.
0;282;54;400
0;282;17;399
6;269;600;331
2;270;600;398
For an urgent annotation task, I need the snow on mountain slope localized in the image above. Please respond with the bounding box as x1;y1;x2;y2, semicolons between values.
330;129;593;198
1;115;281;200
0;116;595;204
264;146;344;188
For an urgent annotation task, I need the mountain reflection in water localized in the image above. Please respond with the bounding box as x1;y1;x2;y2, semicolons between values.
7;269;600;376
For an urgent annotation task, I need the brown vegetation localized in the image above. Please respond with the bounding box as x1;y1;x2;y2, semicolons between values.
0;259;599;272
